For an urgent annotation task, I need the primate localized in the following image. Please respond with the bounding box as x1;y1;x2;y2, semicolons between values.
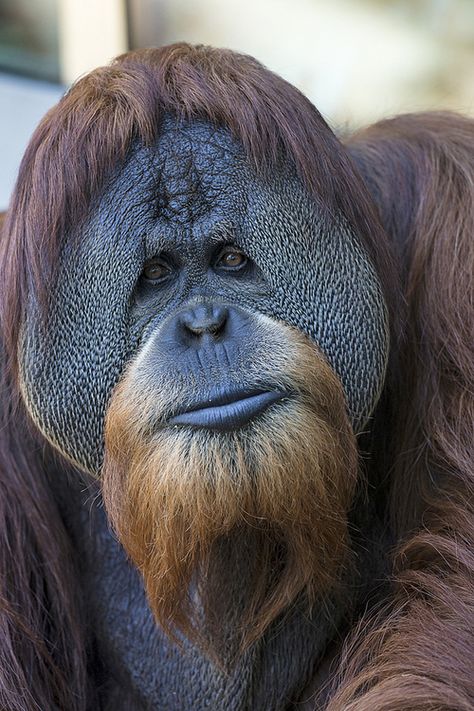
0;44;472;711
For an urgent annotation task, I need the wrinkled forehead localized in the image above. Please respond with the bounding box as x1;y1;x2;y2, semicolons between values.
102;117;304;238
123;119;248;217
155;117;247;190
155;119;250;227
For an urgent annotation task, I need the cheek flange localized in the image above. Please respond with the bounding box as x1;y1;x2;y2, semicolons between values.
18;214;146;476
242;188;390;432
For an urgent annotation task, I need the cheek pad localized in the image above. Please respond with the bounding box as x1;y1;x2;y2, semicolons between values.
19;215;144;475
241;183;389;431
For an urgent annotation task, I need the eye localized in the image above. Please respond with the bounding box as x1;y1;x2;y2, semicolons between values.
214;246;248;272
142;256;173;283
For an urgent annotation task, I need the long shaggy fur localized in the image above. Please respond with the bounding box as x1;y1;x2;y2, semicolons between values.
321;112;474;710
0;355;89;710
0;45;472;710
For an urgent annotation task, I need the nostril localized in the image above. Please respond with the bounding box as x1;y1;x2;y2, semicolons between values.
180;305;229;339
208;306;228;335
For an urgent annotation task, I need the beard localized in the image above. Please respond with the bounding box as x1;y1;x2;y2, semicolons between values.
101;320;358;662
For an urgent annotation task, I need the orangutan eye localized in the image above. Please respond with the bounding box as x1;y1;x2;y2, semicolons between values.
142;257;173;282
214;246;248;271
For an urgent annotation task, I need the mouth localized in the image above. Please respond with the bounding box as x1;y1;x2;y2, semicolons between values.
168;388;290;431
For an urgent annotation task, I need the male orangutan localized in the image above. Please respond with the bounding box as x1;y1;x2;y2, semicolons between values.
0;44;472;711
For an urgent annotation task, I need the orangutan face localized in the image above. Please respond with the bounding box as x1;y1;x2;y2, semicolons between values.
19;119;387;655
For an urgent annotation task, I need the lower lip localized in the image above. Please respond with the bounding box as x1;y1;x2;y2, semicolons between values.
169;391;287;431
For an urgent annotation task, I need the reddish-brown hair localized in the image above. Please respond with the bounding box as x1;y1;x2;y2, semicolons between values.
318;113;474;710
0;44;472;710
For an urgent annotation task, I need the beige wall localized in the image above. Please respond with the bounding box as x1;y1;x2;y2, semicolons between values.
55;0;474;127
58;0;127;83
157;0;474;127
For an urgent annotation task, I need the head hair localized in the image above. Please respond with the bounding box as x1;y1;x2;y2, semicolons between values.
1;43;395;380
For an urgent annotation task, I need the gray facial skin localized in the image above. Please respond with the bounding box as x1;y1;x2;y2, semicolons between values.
20;118;388;475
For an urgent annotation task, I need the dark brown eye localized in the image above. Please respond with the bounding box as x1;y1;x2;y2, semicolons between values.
215;247;248;271
142;258;172;282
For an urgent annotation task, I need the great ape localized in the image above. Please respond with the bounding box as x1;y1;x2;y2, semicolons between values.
0;44;473;710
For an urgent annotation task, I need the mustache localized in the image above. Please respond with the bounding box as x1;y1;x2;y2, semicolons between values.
101;319;358;660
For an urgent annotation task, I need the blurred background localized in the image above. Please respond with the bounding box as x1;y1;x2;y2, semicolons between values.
1;0;473;208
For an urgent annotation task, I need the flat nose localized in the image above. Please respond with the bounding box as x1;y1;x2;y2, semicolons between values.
178;304;228;339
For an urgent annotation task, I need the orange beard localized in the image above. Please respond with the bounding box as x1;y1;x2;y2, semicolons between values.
102;319;358;660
